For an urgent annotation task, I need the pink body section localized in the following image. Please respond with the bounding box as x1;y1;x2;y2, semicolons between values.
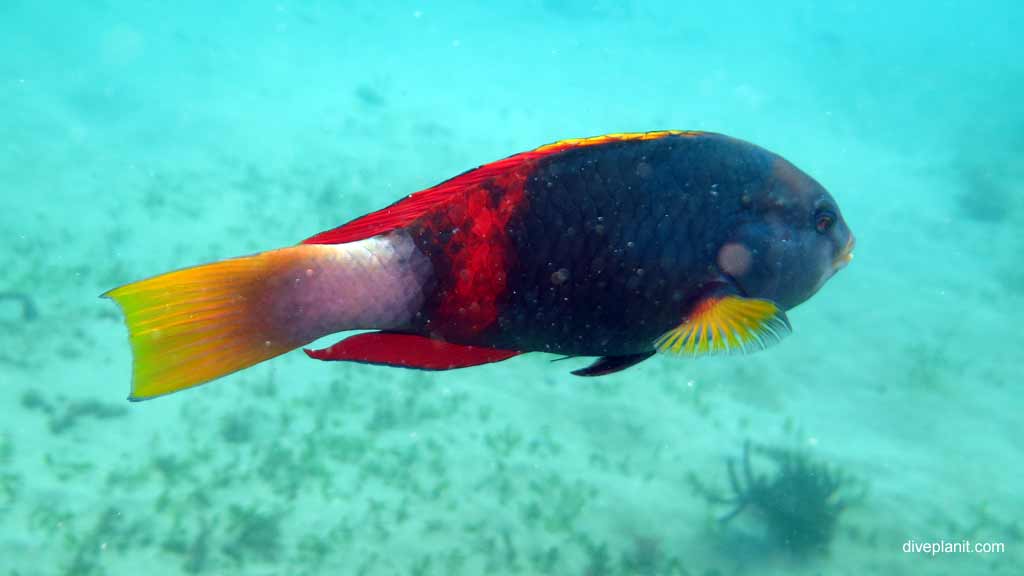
266;231;432;344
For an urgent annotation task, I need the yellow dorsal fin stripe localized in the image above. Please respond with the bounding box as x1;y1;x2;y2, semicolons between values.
533;131;703;153
654;295;791;358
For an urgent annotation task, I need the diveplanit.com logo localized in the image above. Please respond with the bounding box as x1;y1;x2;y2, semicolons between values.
903;539;1005;556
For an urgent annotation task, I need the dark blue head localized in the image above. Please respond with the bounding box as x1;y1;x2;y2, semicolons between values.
717;154;854;310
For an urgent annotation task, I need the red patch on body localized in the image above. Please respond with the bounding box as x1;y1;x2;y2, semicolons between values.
306;146;537;338
425;170;527;336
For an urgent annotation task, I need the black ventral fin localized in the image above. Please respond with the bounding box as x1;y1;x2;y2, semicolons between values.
570;351;656;377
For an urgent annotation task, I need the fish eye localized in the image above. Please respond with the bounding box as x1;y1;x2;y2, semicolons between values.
814;210;836;234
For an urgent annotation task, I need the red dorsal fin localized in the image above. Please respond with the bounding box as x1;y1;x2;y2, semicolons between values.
302;154;539;245
304;332;521;370
302;131;700;245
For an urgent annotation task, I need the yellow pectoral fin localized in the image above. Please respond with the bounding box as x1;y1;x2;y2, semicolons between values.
654;295;791;357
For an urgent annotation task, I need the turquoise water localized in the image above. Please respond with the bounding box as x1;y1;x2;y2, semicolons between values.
3;1;1021;574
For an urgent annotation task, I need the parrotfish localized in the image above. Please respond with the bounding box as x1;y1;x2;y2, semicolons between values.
105;131;854;401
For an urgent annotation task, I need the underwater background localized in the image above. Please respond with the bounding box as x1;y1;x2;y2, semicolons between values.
2;1;1022;574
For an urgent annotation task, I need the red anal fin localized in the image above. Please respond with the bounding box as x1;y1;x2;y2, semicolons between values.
304;332;521;371
303;131;703;245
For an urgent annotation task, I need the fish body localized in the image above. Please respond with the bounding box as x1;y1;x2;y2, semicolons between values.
105;131;854;400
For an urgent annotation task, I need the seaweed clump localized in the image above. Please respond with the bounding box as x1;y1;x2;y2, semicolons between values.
221;505;284;565
0;291;38;322
955;165;1015;223
690;441;863;556
20;391;128;434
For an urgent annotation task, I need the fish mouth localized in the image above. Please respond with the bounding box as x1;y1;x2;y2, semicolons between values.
833;235;856;270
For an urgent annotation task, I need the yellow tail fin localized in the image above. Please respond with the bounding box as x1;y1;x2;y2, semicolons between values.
103;247;313;401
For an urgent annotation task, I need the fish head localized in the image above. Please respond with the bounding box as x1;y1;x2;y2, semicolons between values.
718;157;854;310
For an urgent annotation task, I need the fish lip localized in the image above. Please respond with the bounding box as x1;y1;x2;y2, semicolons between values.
833;235;856;270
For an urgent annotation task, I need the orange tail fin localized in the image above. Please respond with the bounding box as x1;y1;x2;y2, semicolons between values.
103;246;318;401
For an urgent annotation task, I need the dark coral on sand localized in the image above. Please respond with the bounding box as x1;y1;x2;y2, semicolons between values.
691;440;864;556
